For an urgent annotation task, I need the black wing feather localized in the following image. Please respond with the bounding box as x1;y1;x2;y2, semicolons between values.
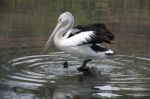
69;23;114;45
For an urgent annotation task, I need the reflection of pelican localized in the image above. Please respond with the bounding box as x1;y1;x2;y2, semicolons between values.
43;12;114;71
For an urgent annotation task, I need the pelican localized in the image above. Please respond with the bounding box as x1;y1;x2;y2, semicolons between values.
42;12;114;72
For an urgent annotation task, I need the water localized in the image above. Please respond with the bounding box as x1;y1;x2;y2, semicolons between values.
0;0;150;99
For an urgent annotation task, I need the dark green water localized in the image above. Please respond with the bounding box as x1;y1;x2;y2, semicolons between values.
0;0;150;99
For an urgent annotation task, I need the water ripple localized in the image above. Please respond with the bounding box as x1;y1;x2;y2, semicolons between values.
5;52;150;98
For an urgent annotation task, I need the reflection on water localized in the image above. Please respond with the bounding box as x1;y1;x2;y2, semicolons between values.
0;52;149;99
0;0;150;99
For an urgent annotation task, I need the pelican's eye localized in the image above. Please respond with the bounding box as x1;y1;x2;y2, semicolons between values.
58;18;61;21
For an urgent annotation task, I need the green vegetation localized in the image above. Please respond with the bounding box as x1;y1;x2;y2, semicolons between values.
0;0;149;36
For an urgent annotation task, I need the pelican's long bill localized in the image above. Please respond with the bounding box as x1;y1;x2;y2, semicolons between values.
42;21;63;54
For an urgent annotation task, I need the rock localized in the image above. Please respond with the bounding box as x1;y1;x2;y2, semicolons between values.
83;67;100;76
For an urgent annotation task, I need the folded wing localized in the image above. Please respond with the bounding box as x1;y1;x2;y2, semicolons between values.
62;23;114;47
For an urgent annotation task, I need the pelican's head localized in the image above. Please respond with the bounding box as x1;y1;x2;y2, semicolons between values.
42;12;74;54
58;12;74;26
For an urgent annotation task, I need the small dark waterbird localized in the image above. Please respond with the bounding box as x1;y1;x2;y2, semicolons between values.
42;12;115;72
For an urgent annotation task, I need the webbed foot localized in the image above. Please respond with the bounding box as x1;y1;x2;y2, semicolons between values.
77;59;91;72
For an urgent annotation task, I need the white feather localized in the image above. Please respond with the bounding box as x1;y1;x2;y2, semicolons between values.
61;31;95;47
63;29;73;39
63;29;82;39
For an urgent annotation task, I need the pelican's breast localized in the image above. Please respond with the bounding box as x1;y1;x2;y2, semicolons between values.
54;39;86;58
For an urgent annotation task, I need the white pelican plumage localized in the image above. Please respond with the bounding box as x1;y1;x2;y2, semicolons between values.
42;12;115;71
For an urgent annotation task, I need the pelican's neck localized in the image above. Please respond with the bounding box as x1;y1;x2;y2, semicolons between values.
54;21;74;45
